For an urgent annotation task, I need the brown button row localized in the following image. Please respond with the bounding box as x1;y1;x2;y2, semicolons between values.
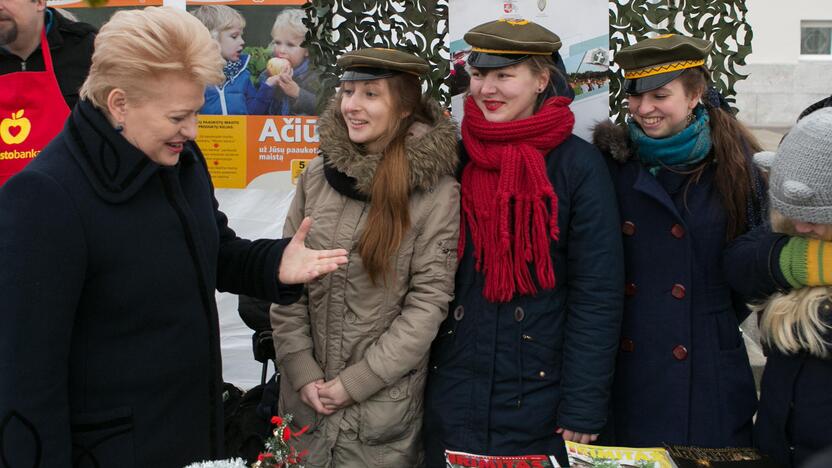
621;221;686;239
621;339;689;361
625;282;685;299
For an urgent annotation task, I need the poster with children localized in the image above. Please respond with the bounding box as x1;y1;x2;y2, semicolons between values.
187;1;319;189
46;0;317;189
449;0;609;141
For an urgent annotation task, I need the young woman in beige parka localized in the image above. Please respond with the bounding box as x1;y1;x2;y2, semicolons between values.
269;48;459;467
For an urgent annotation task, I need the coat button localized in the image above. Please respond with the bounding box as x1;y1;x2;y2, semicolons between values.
345;311;357;323
625;282;637;297
389;387;401;399
514;307;525;322
673;345;688;361
671;224;685;239
453;305;464;321
620;338;634;352
622;221;636;236
671;284;686;299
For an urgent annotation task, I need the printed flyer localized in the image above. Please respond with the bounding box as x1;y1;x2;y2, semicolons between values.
565;441;677;468
446;450;560;468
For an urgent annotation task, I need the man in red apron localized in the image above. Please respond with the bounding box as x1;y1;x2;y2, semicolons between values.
0;0;95;186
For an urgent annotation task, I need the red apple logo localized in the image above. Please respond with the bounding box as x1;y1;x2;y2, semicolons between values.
0;109;32;145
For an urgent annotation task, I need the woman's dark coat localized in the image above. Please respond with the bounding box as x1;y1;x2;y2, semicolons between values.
725;226;832;467
0;101;301;467
423;135;624;467
592;121;758;448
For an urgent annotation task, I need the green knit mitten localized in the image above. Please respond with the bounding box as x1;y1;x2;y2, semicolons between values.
779;237;832;288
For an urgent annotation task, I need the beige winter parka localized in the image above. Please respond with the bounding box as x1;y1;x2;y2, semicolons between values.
270;98;459;467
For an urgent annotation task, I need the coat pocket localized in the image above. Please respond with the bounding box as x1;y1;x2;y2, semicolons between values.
359;378;414;445
70;406;135;468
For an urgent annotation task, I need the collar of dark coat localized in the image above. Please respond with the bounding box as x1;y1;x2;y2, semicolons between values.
65;100;199;204
592;120;634;163
317;97;459;200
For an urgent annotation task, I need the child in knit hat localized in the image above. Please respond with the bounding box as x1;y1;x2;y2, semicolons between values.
724;107;832;468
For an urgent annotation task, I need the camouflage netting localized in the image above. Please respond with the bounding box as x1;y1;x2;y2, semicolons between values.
302;0;450;113
609;0;754;124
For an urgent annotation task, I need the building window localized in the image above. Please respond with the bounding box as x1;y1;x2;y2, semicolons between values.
801;21;832;55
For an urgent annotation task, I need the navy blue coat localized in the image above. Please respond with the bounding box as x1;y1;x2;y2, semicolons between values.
724;226;832;467
595;123;758;448
0;101;301;467
423;136;624;467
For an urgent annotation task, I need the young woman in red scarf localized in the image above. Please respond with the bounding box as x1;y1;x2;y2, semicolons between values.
423;19;624;467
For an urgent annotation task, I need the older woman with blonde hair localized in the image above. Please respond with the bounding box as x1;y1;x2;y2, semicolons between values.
0;6;346;467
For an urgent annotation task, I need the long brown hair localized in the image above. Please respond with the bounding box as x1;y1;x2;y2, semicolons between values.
678;67;763;240
335;73;431;284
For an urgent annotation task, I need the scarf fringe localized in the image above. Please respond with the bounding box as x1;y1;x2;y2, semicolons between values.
459;95;574;303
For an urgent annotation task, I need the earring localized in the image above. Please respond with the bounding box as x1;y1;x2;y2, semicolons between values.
115;123;124;133
686;112;694;125
537;87;544;93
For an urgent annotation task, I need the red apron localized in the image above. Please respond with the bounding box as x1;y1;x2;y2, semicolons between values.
0;28;71;186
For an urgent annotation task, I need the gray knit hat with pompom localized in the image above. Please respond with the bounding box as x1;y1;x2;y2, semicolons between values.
755;107;832;224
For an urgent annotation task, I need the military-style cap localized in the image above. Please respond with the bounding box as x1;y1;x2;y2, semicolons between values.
337;47;429;81
464;19;562;69
615;34;713;94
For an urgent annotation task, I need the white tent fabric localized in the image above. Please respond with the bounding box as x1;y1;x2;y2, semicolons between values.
216;188;294;389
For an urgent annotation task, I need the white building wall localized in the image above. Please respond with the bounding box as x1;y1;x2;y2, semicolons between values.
736;0;832;127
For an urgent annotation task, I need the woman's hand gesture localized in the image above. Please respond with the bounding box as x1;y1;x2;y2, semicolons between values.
278;217;348;284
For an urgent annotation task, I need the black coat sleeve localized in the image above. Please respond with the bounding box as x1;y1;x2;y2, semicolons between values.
723;223;791;302
0;170;88;466
558;146;625;434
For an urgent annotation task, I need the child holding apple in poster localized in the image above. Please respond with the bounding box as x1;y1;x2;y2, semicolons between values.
191;5;258;115
250;8;320;116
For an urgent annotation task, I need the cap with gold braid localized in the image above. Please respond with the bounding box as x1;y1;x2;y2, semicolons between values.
464;18;562;69
615;34;713;95
337;47;429;82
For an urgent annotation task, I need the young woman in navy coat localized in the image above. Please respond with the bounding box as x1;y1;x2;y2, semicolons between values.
0;8;346;467
424;19;624;467
725;108;832;467
592;34;765;448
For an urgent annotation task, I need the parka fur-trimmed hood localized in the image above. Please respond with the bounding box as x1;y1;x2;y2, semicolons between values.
317;96;459;195
592;119;635;163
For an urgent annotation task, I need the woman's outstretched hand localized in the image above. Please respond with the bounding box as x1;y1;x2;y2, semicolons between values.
278;217;348;284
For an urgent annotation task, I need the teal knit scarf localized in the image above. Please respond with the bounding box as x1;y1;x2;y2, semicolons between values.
628;106;712;173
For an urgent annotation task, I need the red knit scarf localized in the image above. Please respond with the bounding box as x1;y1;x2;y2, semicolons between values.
460;95;575;303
